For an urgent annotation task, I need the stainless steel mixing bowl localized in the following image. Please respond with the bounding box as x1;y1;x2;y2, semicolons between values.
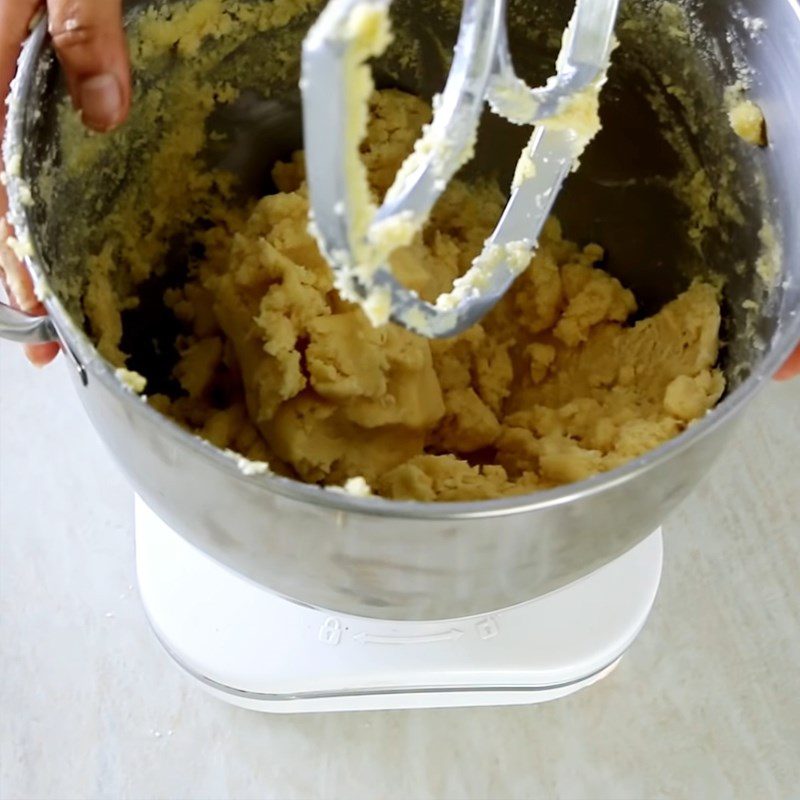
2;0;798;620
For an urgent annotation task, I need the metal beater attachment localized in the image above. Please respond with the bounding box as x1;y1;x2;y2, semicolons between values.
301;0;619;338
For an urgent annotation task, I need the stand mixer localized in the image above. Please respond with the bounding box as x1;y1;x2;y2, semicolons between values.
2;0;799;713
135;0;656;712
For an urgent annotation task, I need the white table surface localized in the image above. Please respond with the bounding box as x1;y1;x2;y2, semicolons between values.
1;339;798;800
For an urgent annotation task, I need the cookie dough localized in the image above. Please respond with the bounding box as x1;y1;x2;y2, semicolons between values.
729;100;766;146
149;90;724;501
725;83;767;147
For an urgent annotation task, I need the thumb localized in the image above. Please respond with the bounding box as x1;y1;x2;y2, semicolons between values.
48;0;131;132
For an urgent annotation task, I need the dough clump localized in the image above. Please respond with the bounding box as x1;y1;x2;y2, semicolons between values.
145;90;725;501
728;100;766;147
725;83;767;147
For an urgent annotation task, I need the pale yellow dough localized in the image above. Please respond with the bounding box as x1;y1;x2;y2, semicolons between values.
148;90;725;501
728;100;766;147
725;83;767;147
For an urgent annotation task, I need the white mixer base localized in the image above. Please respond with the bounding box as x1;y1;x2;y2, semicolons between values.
135;497;663;713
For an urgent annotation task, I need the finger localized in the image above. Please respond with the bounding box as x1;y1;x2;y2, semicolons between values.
774;346;800;381
0;216;38;313
25;341;61;366
48;0;131;132
1;218;61;367
0;1;43;139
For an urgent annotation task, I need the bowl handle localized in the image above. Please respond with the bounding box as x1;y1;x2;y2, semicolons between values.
0;302;57;344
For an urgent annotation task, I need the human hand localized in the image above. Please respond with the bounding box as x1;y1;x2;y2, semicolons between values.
1;0;130;365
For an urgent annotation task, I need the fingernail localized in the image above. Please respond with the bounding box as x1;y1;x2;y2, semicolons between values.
79;74;123;131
